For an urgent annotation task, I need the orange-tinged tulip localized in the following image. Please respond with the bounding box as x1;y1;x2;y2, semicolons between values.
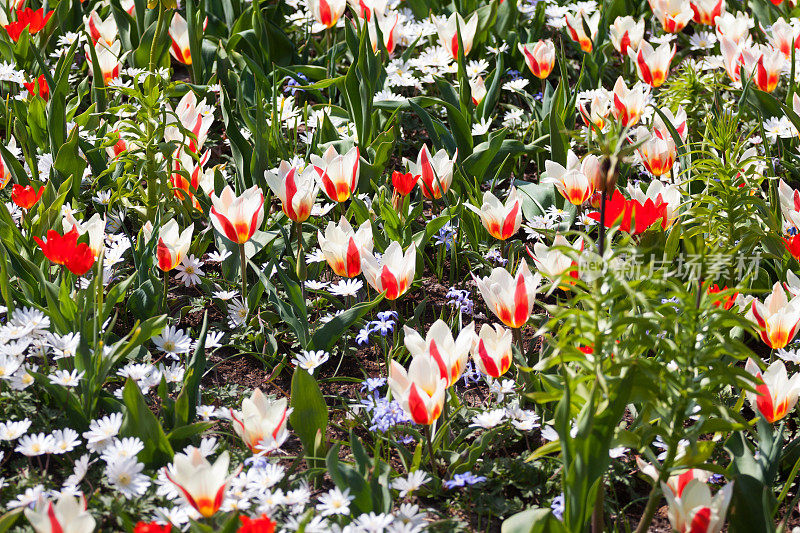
209;185;265;245
633;126;677;177
84;40;122;86
469;75;486;105
519;40;555;79
650;0;693;33
609;16;644;56
404;145;456;200
754;46;784;93
361;241;416;300
265;163;319;223
630;40;675;87
312;146;360;203
612;76;650;127
434;11;478;60
155;219;193;272
310;0;346;28
565;10;599;52
769;17;800;58
403;320;476;387
690;0;723;25
465;187;522;241
745;358;800;423
164;449;234;518
165;91;215;154
474;260;542;329
318;217;373;278
662;479;733;533
84;10;117;45
527;234;583;288
388;355;446;425
751;282;800;349
229;389;290;453
542;151;596;206
367;12;400;55
471;323;513;378
577;89;612;130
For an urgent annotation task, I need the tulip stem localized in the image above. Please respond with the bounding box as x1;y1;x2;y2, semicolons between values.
163;269;169;312
239;242;248;304
513;327;525;358
424;424;438;474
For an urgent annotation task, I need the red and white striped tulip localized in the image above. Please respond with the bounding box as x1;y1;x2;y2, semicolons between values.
754;45;784;93
84;10;117;45
778;179;800;227
170;149;210;211
434;11;478;60
636;457;711;496
209;185;265;244
465;187;522;241
612;76;650;127
519;40;556;79
361;241;416;300
404;320;476;387
0;137;16;189
527;234;583;288
389;355;447;425
633;126;677;177
770;17;800;58
653;105;688;142
312;145;361;203
25;494;95;533
165;449;234;518
62;212;105;259
630;40;676;88
626;180;681;226
609;16;645;56
690;0;724;25
542;151;596;206
565;10;599;52
348;0;388;21
471;323;513;378
469;75;486;105
404;145;456;200
229;388;291;453
264;162;320;223
367;12;400;55
651;0;693;33
662;479;733;533
156;219;193;272
715;12;754;44
745;358;800;423
474;260;542;329
318;217;373;278
751;282;800;349
165;90;215;154
169;12;192;65
577;89;612;130
310;0;346;29
84;39;122;85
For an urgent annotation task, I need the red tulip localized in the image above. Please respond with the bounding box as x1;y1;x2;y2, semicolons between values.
392;171;419;196
588;190;668;235
4;8;53;42
23;75;49;101
238;514;276;533
33;227;96;276
12;184;44;209
785;234;800;262
706;285;738;310
134;522;172;533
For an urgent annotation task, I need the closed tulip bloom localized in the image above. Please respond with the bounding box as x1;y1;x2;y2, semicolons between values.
565;10;599;52
165;91;215;154
265;163;319;223
471;323;513;378
309;0;346;28
23;75;48;101
168;12;206;65
361;241;416;299
662;480;733;533
745;358;800;423
633;126;677;177
577;89;612;130
318;217;373;278
519;40;556;79
469;75;486;105
751;282;800;349
210;185;265;244
389;355;447;425
609;16;644;56
778;178;800;221
12;184;44;209
84;10;117;45
466;187;522;240
769;17;800;57
651;0;693;33
612;77;650;127
84;39;122;85
434;11;478;60
630;40;675;87
165;449;233;518
542;150;594;206
156;219;193;272
367;12;400;55
403;320;476;387
62;212;105;258
653;105;688;142
474;260;542;329
714;12;753;44
404;145;456;200
312;145;360;203
348;0;388;21
229;388;291;453
25;494;95;533
527;234;583;287
690;0;723;25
